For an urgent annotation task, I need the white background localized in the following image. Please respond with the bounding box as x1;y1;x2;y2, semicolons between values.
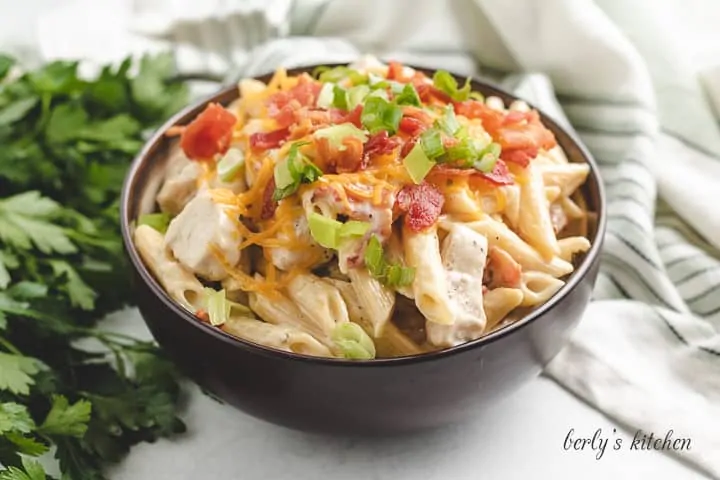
0;1;713;478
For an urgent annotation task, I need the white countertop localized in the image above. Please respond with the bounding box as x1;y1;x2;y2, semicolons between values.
0;2;710;478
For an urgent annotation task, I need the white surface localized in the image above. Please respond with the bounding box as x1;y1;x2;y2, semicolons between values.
0;1;713;479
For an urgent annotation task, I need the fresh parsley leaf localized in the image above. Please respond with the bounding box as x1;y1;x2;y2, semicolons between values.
4;432;48;457
49;260;97;310
0;403;34;435
0;192;76;254
0;457;47;480
38;395;91;438
0;250;19;289
0;354;42;395
0;98;38;127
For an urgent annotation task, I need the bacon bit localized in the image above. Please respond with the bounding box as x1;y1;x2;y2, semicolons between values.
344;105;363;128
387;61;408;82
267;74;322;113
399;116;427;136
483;246;522;289
454;101;556;166
196;310;210;323
249;127;291;151
430;159;514;186
180;103;237;161
273;100;301;128
395;182;445;232
401;136;419;158
261;177;278;220
315;136;365;173
500;147;538;168
416;84;453;104
165;125;186;137
363;131;401;168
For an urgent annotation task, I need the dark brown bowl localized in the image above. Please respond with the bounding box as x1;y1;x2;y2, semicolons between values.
120;64;606;435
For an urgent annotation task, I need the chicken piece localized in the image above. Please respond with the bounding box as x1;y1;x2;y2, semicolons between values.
164;190;242;281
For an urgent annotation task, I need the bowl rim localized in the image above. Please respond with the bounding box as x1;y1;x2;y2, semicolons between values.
120;63;607;367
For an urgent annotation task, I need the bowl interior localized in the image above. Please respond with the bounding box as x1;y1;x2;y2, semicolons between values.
120;64;607;365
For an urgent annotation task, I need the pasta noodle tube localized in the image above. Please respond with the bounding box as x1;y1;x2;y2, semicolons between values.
558;236;592;262
425;224;489;348
458;216;573;278
286;273;350;337
346;268;396;337
222;316;333;357
519;271;565;307
133;225;204;312
537;163;590;197
443;188;484;221
483;288;523;331
403;226;454;326
326;278;422;357
248;287;334;349
518;163;560;260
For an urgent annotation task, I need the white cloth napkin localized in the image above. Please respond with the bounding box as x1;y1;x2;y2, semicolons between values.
37;0;720;478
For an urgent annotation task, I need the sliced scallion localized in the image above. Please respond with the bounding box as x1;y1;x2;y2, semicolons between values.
403;141;436;184
217;148;245;182
138;212;171;234
332;322;376;359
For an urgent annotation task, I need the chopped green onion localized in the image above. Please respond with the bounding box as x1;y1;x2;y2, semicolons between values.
202;287;231;326
436;105;460;136
361;96;403;135
315;66;368;85
273;158;295;190
394;83;421;106
469;91;485;101
363;235;416;288
364;235;386;278
473;153;498;173
138;212;171;234
314;123;369;151
432;70;472;102
385;264;416;287
217;148;245;182
308;212;342;249
446;137;486;163
332;84;349;110
339;220;371;239
273;141;322;201
348;85;370;110
332;322;376;360
472;142;501;172
316;82;335;108
420;128;445;159
403;141;436;184
367;88;389;101
368;73;385;85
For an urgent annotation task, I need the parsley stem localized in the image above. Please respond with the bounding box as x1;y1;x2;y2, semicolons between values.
0;334;22;355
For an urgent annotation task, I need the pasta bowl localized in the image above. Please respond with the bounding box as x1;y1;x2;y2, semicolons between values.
120;62;606;434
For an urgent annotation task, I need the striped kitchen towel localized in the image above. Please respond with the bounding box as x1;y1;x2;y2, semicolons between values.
38;0;720;477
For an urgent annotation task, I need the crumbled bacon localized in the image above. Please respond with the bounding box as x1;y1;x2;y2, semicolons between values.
399;116;427;136
249;127;291;151
395;182;445;232
483;246;522;289
401;136;419;158
429;159;514;186
362;131;401;168
180;103;237;160
387;61;409;82
267;74;322;113
261;177;278;220
196;309;210;323
416;84;453;104
454;101;556;167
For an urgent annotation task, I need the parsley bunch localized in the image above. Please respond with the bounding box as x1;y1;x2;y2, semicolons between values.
0;52;189;479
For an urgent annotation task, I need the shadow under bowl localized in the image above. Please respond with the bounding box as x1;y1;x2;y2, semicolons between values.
120;65;607;435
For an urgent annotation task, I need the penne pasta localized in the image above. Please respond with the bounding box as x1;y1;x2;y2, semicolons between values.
518;271;565;307
326;279;423;357
286;273;350;337
483;288;524;331
403;225;454;326
133;225;204;312
517;162;560;260
222;316;333;357
346;268;396;337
